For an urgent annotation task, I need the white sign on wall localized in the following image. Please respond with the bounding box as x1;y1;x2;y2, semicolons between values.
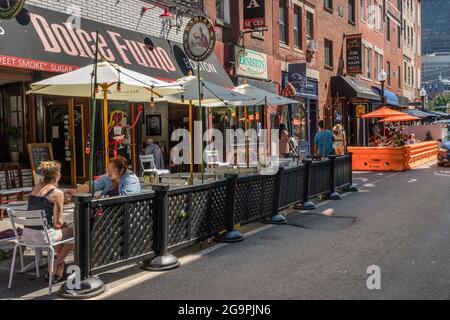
235;45;268;80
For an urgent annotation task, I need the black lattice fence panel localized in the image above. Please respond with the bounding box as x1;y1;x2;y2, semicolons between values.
167;180;229;250
189;189;210;241
234;177;252;224
127;199;155;258
91;204;125;270
334;155;351;189
235;174;274;225
308;159;332;199
89;193;156;274
167;192;189;248
208;183;228;234
278;165;306;210
260;174;276;216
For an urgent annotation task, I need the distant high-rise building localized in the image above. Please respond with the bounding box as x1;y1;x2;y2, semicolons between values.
422;0;450;54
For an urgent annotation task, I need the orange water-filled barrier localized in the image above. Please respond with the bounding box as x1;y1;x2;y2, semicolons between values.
348;141;438;171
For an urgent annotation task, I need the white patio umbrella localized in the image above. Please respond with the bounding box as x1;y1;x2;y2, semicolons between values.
233;83;299;165
232;84;299;164
158;75;255;184
28;61;183;167
29;61;183;99
232;83;298;106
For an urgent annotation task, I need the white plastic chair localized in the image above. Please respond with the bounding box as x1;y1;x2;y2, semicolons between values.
7;209;74;295
139;154;170;176
205;150;230;168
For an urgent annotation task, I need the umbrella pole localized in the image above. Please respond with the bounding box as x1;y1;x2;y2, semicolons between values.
189;100;194;186
197;65;204;183
89;31;99;194
265;96;269;160
244;106;249;168
102;85;110;167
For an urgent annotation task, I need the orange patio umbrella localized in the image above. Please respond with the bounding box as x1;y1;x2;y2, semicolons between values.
378;115;421;122
360;107;407;119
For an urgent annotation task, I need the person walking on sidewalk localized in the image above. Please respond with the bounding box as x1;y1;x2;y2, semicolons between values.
314;120;335;157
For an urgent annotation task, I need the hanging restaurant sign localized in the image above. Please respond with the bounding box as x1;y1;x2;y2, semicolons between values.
0;0;26;19
183;16;216;62
243;0;265;29
346;33;362;74
235;45;268;80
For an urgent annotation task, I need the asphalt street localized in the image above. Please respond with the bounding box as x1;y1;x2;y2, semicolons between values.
103;165;450;300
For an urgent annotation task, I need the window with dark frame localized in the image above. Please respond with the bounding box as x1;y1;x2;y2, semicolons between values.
349;0;355;23
279;0;288;44
386;16;391;42
387;61;391;86
216;0;230;24
397;24;401;48
325;39;333;68
324;0;333;11
294;6;302;49
360;0;365;21
306;11;314;40
398;66;401;88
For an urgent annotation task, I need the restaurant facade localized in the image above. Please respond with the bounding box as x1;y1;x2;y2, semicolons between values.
0;1;233;186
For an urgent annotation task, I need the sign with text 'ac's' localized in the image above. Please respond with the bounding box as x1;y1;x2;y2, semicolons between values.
243;0;265;29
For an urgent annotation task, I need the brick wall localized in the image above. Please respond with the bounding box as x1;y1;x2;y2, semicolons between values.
317;0;358;126
358;0;403;96
26;0;191;43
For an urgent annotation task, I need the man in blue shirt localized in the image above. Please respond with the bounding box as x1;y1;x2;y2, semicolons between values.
314;120;335;157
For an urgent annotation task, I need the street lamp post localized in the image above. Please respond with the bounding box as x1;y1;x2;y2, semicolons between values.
378;70;387;105
420;87;427;110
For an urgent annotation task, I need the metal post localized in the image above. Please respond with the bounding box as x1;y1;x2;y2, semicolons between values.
142;185;180;271
345;152;358;192
60;193;105;299
296;159;316;210
214;174;244;243
327;155;342;200
262;167;287;224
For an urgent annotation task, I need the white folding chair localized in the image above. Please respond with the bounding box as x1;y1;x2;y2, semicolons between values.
205;150;230;168
7;209;74;295
139;154;170;177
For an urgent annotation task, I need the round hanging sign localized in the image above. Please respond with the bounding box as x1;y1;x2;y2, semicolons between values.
0;0;26;20
183;16;216;62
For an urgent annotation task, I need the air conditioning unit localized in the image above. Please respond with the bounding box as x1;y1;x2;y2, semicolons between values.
307;40;319;52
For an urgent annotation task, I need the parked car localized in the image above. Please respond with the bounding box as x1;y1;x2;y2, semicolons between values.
438;139;450;167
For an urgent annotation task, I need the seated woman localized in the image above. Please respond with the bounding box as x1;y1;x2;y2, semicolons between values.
68;156;141;197
24;161;73;283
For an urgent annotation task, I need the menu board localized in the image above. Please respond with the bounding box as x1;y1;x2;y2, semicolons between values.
27;143;54;184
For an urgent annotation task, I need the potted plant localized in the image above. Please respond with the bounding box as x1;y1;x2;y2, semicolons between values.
6;126;22;162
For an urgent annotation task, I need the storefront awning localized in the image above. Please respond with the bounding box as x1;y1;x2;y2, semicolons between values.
331;76;381;101
0;4;233;87
404;109;436;119
371;87;399;106
397;95;411;107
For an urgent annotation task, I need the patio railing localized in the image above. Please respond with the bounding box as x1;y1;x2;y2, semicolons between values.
62;153;357;298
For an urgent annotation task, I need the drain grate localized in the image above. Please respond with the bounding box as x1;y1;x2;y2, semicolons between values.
286;213;355;231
